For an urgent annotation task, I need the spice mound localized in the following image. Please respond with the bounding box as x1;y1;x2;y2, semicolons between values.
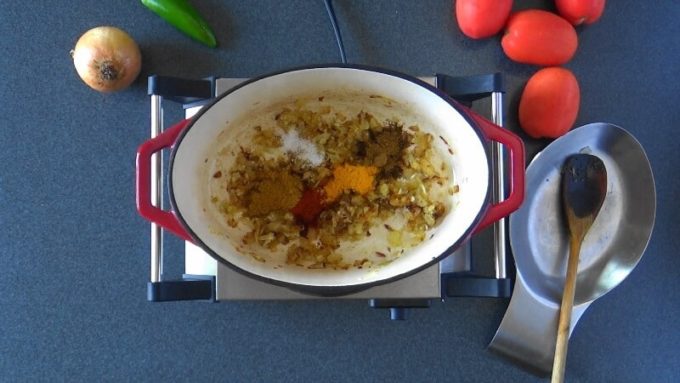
323;164;378;203
208;96;456;270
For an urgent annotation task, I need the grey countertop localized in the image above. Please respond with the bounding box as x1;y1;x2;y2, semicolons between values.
1;0;678;381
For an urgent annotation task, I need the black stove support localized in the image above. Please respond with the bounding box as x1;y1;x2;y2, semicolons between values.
437;72;513;299
145;75;217;302
368;299;431;321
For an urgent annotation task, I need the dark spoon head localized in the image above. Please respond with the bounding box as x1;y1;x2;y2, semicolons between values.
561;154;607;220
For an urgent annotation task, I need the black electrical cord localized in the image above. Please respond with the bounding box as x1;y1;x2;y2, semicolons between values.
323;0;347;64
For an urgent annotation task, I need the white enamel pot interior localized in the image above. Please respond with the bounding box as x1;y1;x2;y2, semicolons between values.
168;65;493;294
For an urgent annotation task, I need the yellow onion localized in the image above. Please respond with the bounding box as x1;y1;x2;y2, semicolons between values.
71;26;142;92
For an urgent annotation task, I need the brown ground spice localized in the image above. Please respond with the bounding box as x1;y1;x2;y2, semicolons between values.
354;123;409;177
246;171;302;217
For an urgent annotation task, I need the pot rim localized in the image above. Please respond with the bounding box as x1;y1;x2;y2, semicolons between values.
167;63;492;295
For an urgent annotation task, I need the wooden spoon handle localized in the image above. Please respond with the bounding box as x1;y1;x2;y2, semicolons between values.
551;235;583;383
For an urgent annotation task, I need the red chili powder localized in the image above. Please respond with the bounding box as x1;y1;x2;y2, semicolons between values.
291;188;326;225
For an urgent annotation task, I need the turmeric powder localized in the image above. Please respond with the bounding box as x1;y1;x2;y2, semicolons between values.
323;164;378;202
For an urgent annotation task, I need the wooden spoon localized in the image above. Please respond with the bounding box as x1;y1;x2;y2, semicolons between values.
551;154;607;383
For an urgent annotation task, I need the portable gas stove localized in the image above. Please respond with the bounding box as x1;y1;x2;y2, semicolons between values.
144;72;513;320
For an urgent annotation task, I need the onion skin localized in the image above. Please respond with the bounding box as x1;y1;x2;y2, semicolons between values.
72;26;142;92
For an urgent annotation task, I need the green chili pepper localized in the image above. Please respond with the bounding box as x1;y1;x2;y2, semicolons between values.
141;0;217;48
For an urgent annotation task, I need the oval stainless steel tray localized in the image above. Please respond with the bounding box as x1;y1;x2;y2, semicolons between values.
488;122;656;376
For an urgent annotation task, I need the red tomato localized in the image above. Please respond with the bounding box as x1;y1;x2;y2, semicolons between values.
501;10;578;66
455;0;513;39
519;67;580;139
555;0;606;25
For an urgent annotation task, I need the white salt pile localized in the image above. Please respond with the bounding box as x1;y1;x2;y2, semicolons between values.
280;129;324;166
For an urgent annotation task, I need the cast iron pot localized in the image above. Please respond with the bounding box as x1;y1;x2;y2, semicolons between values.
136;65;525;295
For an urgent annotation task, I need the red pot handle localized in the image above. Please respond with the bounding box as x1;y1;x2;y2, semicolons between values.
136;119;193;242
467;112;526;234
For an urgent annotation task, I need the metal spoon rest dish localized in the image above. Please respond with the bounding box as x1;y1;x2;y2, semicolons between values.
488;123;656;376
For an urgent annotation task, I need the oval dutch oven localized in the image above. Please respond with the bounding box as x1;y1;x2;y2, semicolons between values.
136;65;525;295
